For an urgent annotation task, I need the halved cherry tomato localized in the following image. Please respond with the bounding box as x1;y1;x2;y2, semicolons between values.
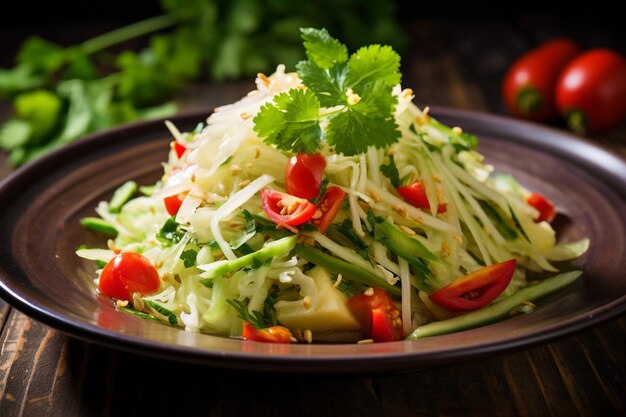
347;288;403;342
171;141;187;159
555;48;626;133
429;259;517;311
311;186;346;233
397;181;447;214
260;189;316;226
164;194;184;216
242;322;292;343
285;153;326;199
502;38;581;121
526;192;556;223
99;252;160;301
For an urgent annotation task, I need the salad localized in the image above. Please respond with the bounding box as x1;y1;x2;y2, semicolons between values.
77;28;589;344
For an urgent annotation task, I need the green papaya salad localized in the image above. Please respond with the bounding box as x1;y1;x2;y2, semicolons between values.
77;28;589;344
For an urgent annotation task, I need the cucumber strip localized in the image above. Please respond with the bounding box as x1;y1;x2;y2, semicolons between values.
198;235;296;279
79;217;118;235
296;244;402;296
374;219;438;262
143;300;178;326
109;181;137;213
406;270;582;340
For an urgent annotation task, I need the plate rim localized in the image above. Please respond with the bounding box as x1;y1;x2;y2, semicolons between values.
1;106;625;374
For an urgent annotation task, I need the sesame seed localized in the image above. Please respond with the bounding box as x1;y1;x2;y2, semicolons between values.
333;274;343;288
107;239;117;252
402;88;413;98
432;175;443;183
304;329;313;344
238;179;251;188
257;73;270;86
245;162;253;168
441;241;451;258
391;310;400;319
254;148;261;159
357;339;374;344
400;225;416;236
523;301;537;308
312;209;323;219
453;235;463;243
423;106;430;115
116;300;129;308
369;190;381;202
132;292;145;311
394;318;402;327
364;288;374;296
240;112;252;120
230;164;242;174
394;205;409;219
452;126;463;134
290;337;298;343
303;296;312;308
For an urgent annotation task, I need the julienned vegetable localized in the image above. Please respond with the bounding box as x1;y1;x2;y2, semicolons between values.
555;48;626;133
78;28;588;345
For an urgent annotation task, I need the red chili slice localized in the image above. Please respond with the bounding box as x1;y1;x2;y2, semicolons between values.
260;189;316;226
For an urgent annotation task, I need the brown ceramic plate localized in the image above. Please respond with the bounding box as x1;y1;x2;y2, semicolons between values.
0;107;625;374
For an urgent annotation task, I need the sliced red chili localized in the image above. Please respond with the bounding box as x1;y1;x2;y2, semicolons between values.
285;153;326;199
429;259;517;311
526;192;556;223
171;141;187;159
397;181;447;214
164;194;184;216
311;186;346;233
260;189;316;226
242;322;292;343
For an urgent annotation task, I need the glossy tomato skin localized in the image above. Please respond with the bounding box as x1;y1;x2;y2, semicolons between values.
556;48;626;133
503;38;581;121
99;252;160;301
397;181;447;214
260;189;317;226
285;153;326;199
311;186;346;233
526;192;556;223
429;259;517;311
347;288;403;342
242;322;292;343
164;194;183;216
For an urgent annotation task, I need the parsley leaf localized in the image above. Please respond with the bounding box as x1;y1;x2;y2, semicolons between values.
300;27;348;69
253;88;322;153
157;217;185;245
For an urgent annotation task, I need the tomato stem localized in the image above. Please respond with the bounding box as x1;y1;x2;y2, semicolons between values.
566;109;587;135
516;87;543;115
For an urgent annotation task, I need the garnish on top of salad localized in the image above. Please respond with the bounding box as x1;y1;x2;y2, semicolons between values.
77;28;589;344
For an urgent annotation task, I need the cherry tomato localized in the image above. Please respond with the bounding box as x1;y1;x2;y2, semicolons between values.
429;259;517;311
502;38;581;121
347;288;403;342
171;141;187;159
556;48;626;133
163;194;183;216
397;181;447;214
310;186;346;233
285;153;326;199
99;252;160;301
526;192;556;223
242;322;293;343
260;189;316;226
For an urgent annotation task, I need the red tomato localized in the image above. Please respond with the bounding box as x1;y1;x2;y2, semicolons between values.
260;189;316;226
397;181;447;214
503;38;581;121
171;141;187;159
164;194;183;216
285;153;326;199
347;288;403;342
429;259;517;311
99;252;160;301
310;186;346;233
526;192;556;223
242;322;293;343
556;48;626;133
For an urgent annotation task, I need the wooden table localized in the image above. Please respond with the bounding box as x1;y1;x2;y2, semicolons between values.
1;15;625;417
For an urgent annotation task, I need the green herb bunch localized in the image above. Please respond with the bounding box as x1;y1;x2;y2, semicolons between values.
0;0;406;166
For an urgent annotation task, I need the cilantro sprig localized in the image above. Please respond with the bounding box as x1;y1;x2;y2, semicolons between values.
253;27;402;156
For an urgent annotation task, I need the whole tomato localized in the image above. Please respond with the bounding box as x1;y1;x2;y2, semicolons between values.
503;38;581;121
555;48;626;133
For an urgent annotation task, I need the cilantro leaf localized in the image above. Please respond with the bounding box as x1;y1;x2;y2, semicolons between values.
157;217;185;245
229;210;256;249
295;60;347;107
253;88;322;153
300;28;348;69
180;249;198;268
380;155;400;188
346;44;401;93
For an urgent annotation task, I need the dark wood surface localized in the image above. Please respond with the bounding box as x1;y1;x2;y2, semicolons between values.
1;16;625;417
